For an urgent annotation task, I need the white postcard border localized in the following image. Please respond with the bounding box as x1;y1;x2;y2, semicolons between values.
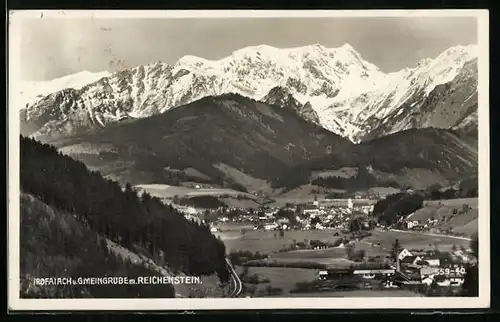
7;9;490;311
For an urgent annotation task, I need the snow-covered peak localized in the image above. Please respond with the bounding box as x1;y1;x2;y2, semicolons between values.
340;43;355;50
419;44;477;94
174;55;211;70
19;70;111;108
169;43;384;102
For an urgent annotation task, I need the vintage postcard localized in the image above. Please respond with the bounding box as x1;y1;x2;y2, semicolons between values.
7;9;490;311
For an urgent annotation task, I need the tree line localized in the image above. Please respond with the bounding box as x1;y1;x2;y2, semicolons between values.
20;136;230;282
424;177;478;200
311;167;401;190
372;192;424;226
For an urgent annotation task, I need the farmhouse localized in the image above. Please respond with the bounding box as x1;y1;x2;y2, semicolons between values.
316;268;353;280
406;220;420;229
353;269;395;280
303;204;320;216
398;248;413;260
423;258;441;267
401;255;423;265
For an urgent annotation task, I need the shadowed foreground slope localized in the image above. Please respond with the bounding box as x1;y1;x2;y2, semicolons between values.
20;193;176;298
20;136;230;285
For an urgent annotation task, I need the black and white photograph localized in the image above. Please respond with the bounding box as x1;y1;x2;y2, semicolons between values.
8;10;490;310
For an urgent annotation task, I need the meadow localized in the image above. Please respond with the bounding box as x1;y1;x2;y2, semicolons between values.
217;204;474;298
363;229;471;253
135;184;257;199
217;221;472;266
412;197;478;238
236;266;318;295
215;223;351;254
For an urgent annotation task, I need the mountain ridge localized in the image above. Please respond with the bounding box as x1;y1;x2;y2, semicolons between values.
51;94;477;192
20;43;478;143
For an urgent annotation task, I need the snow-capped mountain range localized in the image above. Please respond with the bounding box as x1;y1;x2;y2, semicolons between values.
18;70;111;108
20;43;478;142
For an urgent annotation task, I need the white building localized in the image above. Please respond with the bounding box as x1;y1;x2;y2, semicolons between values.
406;220;420;229
450;277;464;287
303;204;320;216
347;198;353;210
315;223;325;230
398;248;413;261
424;258;441;267
422;276;434;286
264;223;278;231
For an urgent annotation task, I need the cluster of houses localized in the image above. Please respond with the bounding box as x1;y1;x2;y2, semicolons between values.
170;196;380;233
397;248;469;287
247;199;375;231
401;217;440;231
316;247;468;290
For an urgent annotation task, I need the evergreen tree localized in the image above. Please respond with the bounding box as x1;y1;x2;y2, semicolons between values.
390;239;401;262
462;234;479;296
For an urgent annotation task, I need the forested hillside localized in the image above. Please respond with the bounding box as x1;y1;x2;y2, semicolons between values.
271;128;478;190
51;93;354;187
20;136;229;282
20;193;176;298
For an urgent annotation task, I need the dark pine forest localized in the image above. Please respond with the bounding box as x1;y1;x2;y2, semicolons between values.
20;135;230;282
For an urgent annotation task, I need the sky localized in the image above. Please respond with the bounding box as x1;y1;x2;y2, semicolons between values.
18;16;478;81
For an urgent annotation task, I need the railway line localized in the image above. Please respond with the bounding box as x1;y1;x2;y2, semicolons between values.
225;257;243;297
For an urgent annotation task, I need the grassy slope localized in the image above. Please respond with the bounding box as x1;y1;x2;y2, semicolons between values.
407;198;478;238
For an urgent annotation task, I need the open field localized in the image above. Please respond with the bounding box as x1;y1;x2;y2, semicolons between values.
311;167;358;179
237;266;318;295
270;184;345;206
368;186;401;196
136;184;257;199
214;163;273;194
219;197;261;209
236;265;417;297
424;197;478;208
135;184;273;208
217;223;472;269
215;223;350;254
451;218;478;237
229;229;442;298
318;198;377;207
410;197;478;238
365;229;471;253
272;196;377;208
270;252;355;267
